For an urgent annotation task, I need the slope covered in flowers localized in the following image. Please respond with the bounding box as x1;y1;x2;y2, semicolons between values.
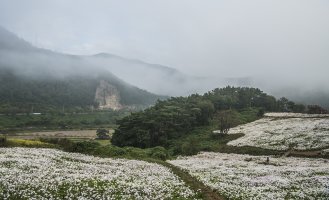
0;148;197;199
226;112;329;150
169;152;329;200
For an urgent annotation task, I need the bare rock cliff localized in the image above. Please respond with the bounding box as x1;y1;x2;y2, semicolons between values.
94;80;123;110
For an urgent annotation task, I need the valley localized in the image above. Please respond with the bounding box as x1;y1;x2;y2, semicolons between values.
1;85;329;199
1;111;328;199
1;1;329;199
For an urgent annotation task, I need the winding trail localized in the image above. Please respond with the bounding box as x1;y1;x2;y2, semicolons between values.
164;162;226;200
145;158;225;200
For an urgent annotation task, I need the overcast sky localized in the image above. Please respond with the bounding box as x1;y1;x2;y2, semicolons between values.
0;0;328;78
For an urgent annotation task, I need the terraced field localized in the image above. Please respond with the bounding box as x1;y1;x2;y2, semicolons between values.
223;113;329;152
169;152;329;200
7;130;110;140
0;148;197;199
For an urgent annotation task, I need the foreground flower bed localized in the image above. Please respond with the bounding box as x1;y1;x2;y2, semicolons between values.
169;152;329;200
0;148;196;199
226;112;329;150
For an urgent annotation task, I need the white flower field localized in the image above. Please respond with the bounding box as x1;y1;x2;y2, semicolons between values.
169;152;329;200
1;113;329;199
0;148;197;200
226;113;329;150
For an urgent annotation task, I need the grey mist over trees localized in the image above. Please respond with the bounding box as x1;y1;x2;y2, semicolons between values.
0;27;165;111
0;0;328;108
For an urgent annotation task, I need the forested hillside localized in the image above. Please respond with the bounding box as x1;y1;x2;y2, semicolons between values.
111;86;311;149
0;68;163;113
0;27;165;113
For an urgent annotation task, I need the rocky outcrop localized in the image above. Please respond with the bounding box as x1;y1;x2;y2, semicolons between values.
94;80;123;110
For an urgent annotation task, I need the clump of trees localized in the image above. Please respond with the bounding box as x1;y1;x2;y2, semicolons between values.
218;111;232;134
0;136;6;147
112;95;215;148
277;97;306;113
307;105;328;114
112;86;307;149
96;129;110;140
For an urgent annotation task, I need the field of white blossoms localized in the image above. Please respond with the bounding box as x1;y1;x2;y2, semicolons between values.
169;152;329;200
0;148;197;200
225;112;329;151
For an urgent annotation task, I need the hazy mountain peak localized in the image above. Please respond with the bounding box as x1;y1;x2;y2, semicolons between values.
92;52;180;74
0;26;34;51
0;27;165;109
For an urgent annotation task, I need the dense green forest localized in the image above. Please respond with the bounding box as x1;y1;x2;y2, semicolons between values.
0;67;165;113
0;111;130;132
111;86;311;149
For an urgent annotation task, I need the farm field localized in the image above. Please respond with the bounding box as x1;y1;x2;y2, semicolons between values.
0;148;197;199
6;130;113;140
224;112;329;151
169;152;329;200
0;111;127;131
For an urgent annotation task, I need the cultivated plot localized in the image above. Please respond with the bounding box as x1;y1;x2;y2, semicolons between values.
225;113;329;151
169;152;329;200
0;148;197;199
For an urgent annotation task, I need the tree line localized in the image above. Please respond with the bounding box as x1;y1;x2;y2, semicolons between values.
111;86;327;148
0;68;164;114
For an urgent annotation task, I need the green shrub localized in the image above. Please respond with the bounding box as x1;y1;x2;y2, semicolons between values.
68;141;100;153
181;137;201;156
257;108;265;117
96;129;110;140
93;145;127;157
39;138;74;149
148;146;169;160
109;146;127;156
0;136;7;147
124;147;149;158
6;139;54;148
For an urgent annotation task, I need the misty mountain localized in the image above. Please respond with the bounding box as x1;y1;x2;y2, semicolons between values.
0;26;228;98
0;27;164;111
87;52;225;96
88;53;254;97
1;26;328;110
87;53;329;109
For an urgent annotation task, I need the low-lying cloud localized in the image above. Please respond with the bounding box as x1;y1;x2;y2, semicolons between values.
0;0;328;106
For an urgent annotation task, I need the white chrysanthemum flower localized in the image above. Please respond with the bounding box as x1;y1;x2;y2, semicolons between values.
169;152;329;200
0;148;197;199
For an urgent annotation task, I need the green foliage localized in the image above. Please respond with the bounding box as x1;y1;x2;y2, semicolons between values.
217;110;235;134
234;107;260;124
40;138;170;160
0;136;6;147
180;137;201;156
169;108;264;155
96;129;110;140
4;138;55;148
0;111;128;131
257;108;265;117
217;145;282;156
148;146;169;160
100;145;128;157
0;68;165;113
68;141;101;153
40;138;101;153
277;97;307;113
39;138;77;151
112;86;295;149
307;105;328;114
111;96;216;148
205;86;278;111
